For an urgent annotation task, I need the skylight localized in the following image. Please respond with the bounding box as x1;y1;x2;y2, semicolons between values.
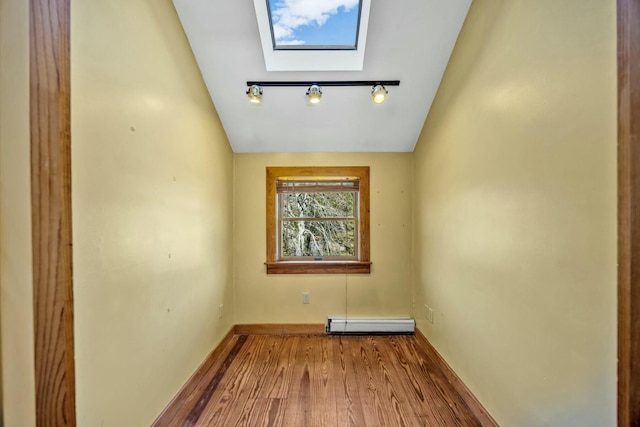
267;0;362;50
253;0;371;71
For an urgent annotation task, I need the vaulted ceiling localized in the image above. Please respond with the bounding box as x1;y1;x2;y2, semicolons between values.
172;0;472;152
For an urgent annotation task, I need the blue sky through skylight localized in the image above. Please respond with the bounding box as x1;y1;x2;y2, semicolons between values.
268;0;361;49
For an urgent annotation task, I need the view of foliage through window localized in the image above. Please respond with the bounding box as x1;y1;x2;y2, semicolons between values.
266;167;369;274
280;191;356;258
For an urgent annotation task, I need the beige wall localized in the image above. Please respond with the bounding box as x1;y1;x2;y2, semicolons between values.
412;0;617;426
234;153;413;324
71;0;234;425
0;0;36;425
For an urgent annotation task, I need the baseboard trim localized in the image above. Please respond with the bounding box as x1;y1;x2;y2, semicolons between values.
414;328;499;427
152;326;236;426
234;323;326;335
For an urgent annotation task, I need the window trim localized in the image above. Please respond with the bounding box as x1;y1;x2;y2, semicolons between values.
266;166;371;274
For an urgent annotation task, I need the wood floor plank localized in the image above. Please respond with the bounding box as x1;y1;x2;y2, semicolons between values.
387;336;453;425
311;336;340;426
246;397;287;427
400;336;465;424
197;335;274;425
332;336;365;426
182;335;248;426
263;333;299;399
228;336;286;426
390;336;467;426
414;330;499;426
402;336;484;426
372;336;433;426
347;336;395;426
153;331;239;426
158;334;493;426
369;336;421;426
285;334;315;427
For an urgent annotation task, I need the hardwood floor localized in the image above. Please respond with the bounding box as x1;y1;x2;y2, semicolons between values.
155;334;490;426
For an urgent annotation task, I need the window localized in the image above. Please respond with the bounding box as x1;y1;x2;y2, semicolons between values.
252;0;372;71
266;166;371;274
267;0;362;50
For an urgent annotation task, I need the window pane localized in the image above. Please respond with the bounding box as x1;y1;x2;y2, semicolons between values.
281;192;355;218
267;0;361;50
281;220;356;257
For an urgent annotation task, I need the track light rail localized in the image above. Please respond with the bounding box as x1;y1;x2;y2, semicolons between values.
246;80;400;87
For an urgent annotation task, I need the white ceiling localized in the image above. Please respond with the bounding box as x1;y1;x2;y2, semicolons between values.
172;0;472;153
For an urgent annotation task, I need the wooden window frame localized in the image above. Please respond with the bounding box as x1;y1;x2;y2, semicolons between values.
266;166;371;274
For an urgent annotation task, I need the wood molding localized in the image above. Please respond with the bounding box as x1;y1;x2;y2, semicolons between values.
234;323;326;335
29;0;76;425
618;0;640;425
414;328;499;427
265;261;371;274
265;166;371;275
152;326;237;426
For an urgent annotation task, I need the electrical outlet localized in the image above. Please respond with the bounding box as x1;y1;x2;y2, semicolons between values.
218;304;224;319
303;292;310;304
425;304;434;324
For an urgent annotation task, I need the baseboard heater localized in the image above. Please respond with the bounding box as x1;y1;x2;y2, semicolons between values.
326;316;415;335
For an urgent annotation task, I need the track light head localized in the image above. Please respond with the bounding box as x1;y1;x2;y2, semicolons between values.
246;84;263;104
306;84;322;104
371;84;388;104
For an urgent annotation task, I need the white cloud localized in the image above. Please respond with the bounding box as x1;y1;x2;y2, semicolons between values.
272;23;293;41
270;0;359;44
278;39;306;46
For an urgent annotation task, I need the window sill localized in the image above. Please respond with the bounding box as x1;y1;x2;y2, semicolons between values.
265;261;371;274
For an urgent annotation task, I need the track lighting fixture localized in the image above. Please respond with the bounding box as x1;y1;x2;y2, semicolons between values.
245;80;399;104
371;84;388;104
306;84;323;104
246;84;263;104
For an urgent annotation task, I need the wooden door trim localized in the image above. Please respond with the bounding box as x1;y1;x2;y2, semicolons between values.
618;0;640;425
30;0;76;425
